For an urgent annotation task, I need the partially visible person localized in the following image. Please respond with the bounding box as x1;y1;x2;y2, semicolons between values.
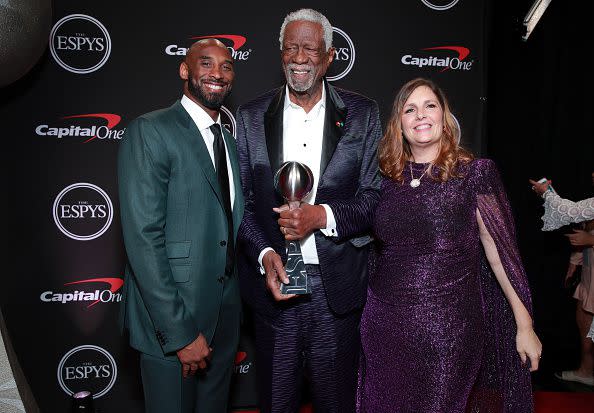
236;8;381;413
358;78;541;413
529;175;594;231
118;39;244;412
530;174;594;386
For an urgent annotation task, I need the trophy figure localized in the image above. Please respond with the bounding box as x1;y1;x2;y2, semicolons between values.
274;161;314;294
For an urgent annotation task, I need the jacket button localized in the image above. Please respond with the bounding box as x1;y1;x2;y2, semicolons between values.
220;240;226;246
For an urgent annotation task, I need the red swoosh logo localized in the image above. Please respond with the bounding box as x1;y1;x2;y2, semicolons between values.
235;351;247;364
190;34;246;50
61;113;122;143
422;46;470;72
65;277;124;308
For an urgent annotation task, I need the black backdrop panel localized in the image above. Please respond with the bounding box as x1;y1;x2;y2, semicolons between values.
1;1;485;411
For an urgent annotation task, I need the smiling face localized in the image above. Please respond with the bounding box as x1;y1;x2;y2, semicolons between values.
281;20;333;95
401;85;444;157
180;40;234;115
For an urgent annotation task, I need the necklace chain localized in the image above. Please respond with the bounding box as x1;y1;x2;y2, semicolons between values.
409;162;430;188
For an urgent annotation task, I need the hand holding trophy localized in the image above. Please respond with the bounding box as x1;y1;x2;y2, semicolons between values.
274;161;314;294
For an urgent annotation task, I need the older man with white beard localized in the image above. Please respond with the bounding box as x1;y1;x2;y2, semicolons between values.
235;8;382;413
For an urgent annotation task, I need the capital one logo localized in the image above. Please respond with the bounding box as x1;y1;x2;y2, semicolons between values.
57;345;117;399
53;183;113;241
36;113;125;143
327;27;355;82
40;277;123;308
50;14;111;74
233;351;253;374
421;0;460;10
401;46;473;72
165;34;252;61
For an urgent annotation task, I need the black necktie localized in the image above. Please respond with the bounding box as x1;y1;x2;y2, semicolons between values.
210;123;235;276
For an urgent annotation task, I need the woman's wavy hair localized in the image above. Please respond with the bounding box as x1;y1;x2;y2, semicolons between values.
378;77;473;182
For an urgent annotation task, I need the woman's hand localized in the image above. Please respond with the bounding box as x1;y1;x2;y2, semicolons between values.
516;327;542;371
528;178;551;196
565;229;594;247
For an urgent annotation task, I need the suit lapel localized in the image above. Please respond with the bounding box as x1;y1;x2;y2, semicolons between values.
264;87;285;175
174;102;225;210
320;80;347;176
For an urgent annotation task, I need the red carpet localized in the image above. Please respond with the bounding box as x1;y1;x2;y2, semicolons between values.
533;391;594;413
235;391;594;412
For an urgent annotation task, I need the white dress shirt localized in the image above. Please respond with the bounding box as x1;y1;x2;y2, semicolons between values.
258;85;338;269
181;94;235;210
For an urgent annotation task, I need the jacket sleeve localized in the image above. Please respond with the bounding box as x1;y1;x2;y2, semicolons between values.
326;101;382;241
235;108;272;266
118;117;197;354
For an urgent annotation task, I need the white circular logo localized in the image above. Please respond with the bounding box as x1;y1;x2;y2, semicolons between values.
57;345;117;399
220;105;236;138
421;0;460;11
49;14;111;74
327;27;356;82
452;114;461;144
53;183;113;241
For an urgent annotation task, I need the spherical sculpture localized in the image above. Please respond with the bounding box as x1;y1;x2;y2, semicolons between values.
0;0;52;87
274;161;314;202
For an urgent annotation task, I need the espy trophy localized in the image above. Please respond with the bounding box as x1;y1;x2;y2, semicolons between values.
274;161;314;294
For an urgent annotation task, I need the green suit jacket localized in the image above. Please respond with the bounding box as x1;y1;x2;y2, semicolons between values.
117;100;244;359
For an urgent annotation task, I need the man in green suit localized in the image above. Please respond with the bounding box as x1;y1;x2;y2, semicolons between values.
118;39;244;412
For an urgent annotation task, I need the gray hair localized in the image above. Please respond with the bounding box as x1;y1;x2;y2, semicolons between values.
279;8;333;51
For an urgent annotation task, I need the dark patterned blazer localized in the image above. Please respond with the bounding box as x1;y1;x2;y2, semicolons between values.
236;80;382;319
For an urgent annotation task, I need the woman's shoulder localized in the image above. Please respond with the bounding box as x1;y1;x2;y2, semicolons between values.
462;158;499;177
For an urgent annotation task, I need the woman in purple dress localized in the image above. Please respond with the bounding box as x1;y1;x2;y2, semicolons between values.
358;78;542;413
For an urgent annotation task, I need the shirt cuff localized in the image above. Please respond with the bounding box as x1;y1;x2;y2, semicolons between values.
258;247;274;275
319;204;338;238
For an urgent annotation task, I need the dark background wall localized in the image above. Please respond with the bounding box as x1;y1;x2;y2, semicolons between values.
0;0;592;411
486;0;594;391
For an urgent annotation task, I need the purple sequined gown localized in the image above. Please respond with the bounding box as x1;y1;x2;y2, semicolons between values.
358;159;534;413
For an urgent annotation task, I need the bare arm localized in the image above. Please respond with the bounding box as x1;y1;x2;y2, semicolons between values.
476;209;542;371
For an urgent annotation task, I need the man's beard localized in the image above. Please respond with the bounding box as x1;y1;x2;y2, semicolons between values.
187;76;231;110
284;64;316;93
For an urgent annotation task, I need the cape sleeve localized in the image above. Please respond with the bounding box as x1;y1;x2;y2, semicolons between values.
467;159;534;413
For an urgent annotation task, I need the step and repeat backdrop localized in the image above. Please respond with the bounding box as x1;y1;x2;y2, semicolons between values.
1;0;486;411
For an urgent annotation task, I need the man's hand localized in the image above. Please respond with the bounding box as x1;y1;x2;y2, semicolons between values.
176;333;212;378
262;250;296;301
274;203;326;241
565;229;594;247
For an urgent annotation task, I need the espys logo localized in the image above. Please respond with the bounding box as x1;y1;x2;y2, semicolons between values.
53;183;113;241
57;345;117;399
220;106;236;138
166;34;252;61
421;0;460;10
36;113;125;143
234;351;252;374
40;277;123;308
50;14;111;74
401;46;473;72
327;27;355;82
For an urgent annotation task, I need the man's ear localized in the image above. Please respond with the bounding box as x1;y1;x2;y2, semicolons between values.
327;47;335;64
179;61;188;81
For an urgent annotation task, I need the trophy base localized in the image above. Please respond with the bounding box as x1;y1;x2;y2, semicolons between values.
282;240;311;294
280;281;311;295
